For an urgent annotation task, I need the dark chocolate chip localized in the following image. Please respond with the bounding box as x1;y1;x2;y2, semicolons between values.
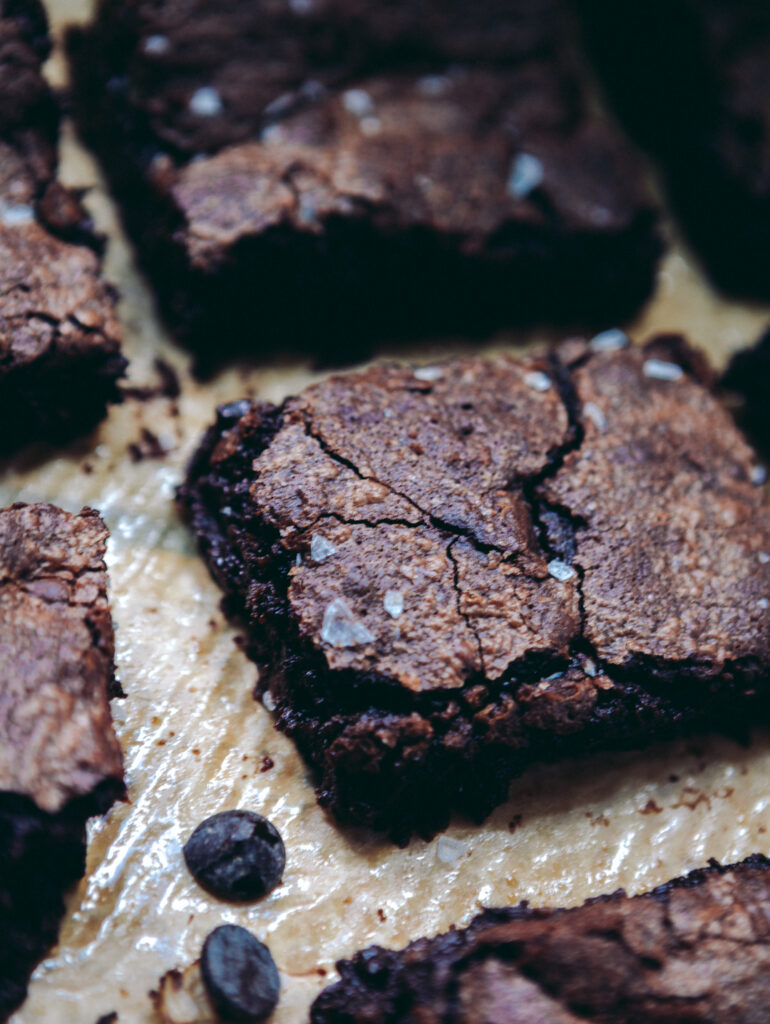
183;810;285;901
201;924;280;1023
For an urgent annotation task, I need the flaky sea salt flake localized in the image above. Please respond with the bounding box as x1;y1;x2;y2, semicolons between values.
143;34;169;54
343;89;374;117
310;535;337;562
643;359;684;382
413;365;444;382
321;599;375;648
437;836;468;865
383;590;404;618
507;153;544;199
189;86;223;117
1;203;34;226
548;558;576;582
584;401;607;431
524;370;552;392
589;328;628;352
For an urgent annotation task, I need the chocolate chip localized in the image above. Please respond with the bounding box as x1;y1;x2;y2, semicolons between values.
201;925;280;1022
183;810;285;901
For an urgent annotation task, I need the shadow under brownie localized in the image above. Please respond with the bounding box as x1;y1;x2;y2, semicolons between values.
67;0;660;361
179;335;770;843
0;502;124;1019
0;0;125;455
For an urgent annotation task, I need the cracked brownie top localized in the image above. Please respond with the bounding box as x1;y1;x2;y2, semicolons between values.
0;503;124;814
215;337;769;692
180;335;770;838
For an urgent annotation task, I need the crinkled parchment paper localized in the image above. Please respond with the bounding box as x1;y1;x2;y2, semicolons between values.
3;4;770;1020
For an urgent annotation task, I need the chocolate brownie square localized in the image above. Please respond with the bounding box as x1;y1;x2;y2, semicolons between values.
0;0;126;454
0;503;125;1019
577;0;770;299
179;335;770;842
68;0;660;358
311;855;770;1023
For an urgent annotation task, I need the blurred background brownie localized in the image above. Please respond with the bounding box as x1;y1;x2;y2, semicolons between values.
578;0;770;299
311;855;770;1023
721;326;770;461
0;0;125;455
0;503;125;1019
67;0;661;360
179;339;770;842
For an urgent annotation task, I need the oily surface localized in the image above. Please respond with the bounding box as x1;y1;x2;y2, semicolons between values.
1;1;770;1021
0;503;123;814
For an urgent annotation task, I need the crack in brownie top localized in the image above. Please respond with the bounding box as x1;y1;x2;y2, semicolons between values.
0;223;122;371
0;503;124;814
223;341;770;694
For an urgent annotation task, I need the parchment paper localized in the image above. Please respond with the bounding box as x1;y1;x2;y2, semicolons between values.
4;5;770;1020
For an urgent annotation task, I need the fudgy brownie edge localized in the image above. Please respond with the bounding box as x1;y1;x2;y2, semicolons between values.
0;0;126;454
311;855;770;1023
0;502;125;1018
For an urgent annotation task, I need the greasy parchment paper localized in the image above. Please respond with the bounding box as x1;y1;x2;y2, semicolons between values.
3;3;770;1020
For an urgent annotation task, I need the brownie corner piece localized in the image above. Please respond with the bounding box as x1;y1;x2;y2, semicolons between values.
310;855;770;1023
68;0;660;357
0;0;126;456
180;339;770;842
0;502;125;1019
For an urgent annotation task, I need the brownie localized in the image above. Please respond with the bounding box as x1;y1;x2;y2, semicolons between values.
577;0;770;299
178;336;770;843
311;855;770;1023
0;502;125;1019
0;0;126;454
68;0;660;359
721;328;770;462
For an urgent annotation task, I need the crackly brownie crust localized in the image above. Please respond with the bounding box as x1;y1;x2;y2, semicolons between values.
0;0;125;454
68;0;659;358
311;855;770;1023
179;337;770;843
578;0;770;299
0;503;124;1019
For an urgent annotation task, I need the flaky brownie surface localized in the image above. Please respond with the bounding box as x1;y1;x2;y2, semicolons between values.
0;0;125;454
0;502;124;1019
179;337;770;842
68;0;659;356
311;855;770;1023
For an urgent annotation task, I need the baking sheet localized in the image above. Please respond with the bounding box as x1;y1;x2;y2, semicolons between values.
4;3;770;1020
